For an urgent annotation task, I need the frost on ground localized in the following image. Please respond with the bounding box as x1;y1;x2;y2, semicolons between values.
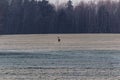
0;34;119;80
0;68;120;80
0;50;119;80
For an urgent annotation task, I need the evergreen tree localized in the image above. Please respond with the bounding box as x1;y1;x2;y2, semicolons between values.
0;0;8;34
38;0;55;33
65;0;75;33
22;0;37;34
115;1;120;32
97;3;110;33
56;8;67;33
85;2;97;33
6;0;23;34
75;2;87;33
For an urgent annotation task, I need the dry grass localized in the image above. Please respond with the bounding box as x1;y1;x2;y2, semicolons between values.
0;34;120;51
0;34;119;80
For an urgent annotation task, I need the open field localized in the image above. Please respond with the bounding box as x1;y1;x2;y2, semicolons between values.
1;68;120;80
0;34;120;51
0;50;120;80
0;34;120;80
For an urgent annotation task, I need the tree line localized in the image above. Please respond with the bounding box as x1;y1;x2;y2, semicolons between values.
1;0;120;34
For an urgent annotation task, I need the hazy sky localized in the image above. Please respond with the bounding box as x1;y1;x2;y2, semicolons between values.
48;0;118;5
48;0;102;5
49;0;85;5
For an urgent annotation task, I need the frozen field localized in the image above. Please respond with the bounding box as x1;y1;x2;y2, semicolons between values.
0;50;120;80
0;34;120;80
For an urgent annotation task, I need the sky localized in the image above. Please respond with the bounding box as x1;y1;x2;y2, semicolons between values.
48;0;101;5
49;0;85;5
48;0;119;5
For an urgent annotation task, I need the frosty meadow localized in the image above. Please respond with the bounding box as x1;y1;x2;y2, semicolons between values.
0;34;119;80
